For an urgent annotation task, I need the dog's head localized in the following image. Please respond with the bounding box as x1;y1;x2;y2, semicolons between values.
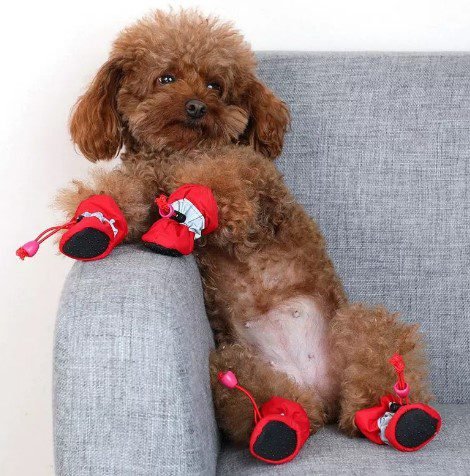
70;10;290;162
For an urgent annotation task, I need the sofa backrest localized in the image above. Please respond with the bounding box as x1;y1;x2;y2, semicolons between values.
257;53;470;403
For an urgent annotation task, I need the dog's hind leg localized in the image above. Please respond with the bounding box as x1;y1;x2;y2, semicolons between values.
210;343;327;462
330;303;434;440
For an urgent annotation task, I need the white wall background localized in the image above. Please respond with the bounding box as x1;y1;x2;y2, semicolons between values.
1;0;469;474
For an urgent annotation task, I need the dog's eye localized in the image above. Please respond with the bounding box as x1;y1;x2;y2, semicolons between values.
159;74;176;85
207;82;222;93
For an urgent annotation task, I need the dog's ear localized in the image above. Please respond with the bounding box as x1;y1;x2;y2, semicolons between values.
69;58;123;162
242;76;290;159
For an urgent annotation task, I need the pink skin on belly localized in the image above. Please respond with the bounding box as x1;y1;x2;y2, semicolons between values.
235;296;333;397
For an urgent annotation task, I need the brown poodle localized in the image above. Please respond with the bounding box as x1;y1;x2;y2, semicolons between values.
56;9;432;457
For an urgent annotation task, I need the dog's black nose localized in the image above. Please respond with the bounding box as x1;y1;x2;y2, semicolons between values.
185;99;207;119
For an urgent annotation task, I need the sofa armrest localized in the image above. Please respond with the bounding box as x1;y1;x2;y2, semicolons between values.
53;245;219;476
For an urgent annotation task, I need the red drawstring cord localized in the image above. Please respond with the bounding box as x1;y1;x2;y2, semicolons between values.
155;195;171;215
155;194;187;223
34;220;76;244
218;371;262;424
234;384;262;424
16;218;77;260
389;353;410;405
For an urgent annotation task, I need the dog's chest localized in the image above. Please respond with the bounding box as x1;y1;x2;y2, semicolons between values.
235;296;332;395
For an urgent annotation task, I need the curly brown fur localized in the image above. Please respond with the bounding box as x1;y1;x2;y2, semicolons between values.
57;9;432;446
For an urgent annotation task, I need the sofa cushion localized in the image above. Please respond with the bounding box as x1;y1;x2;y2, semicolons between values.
217;404;468;475
257;53;470;403
54;245;218;476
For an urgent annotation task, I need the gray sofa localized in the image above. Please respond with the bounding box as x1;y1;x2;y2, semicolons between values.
53;53;470;475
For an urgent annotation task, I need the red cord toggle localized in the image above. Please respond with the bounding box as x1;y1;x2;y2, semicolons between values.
16;218;77;260
389;353;410;404
155;194;174;218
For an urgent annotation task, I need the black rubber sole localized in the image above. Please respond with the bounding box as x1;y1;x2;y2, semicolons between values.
395;408;439;449
143;241;183;257
252;420;297;462
62;227;110;259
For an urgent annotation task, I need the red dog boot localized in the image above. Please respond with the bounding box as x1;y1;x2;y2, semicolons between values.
142;184;218;256
218;371;311;465
16;194;127;262
60;195;127;260
250;396;311;464
354;354;441;452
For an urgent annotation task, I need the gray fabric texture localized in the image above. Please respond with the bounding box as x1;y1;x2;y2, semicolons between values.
217;404;469;476
53;245;218;475
257;52;470;404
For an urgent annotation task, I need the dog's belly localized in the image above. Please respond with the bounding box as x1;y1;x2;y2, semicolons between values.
236;296;333;396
